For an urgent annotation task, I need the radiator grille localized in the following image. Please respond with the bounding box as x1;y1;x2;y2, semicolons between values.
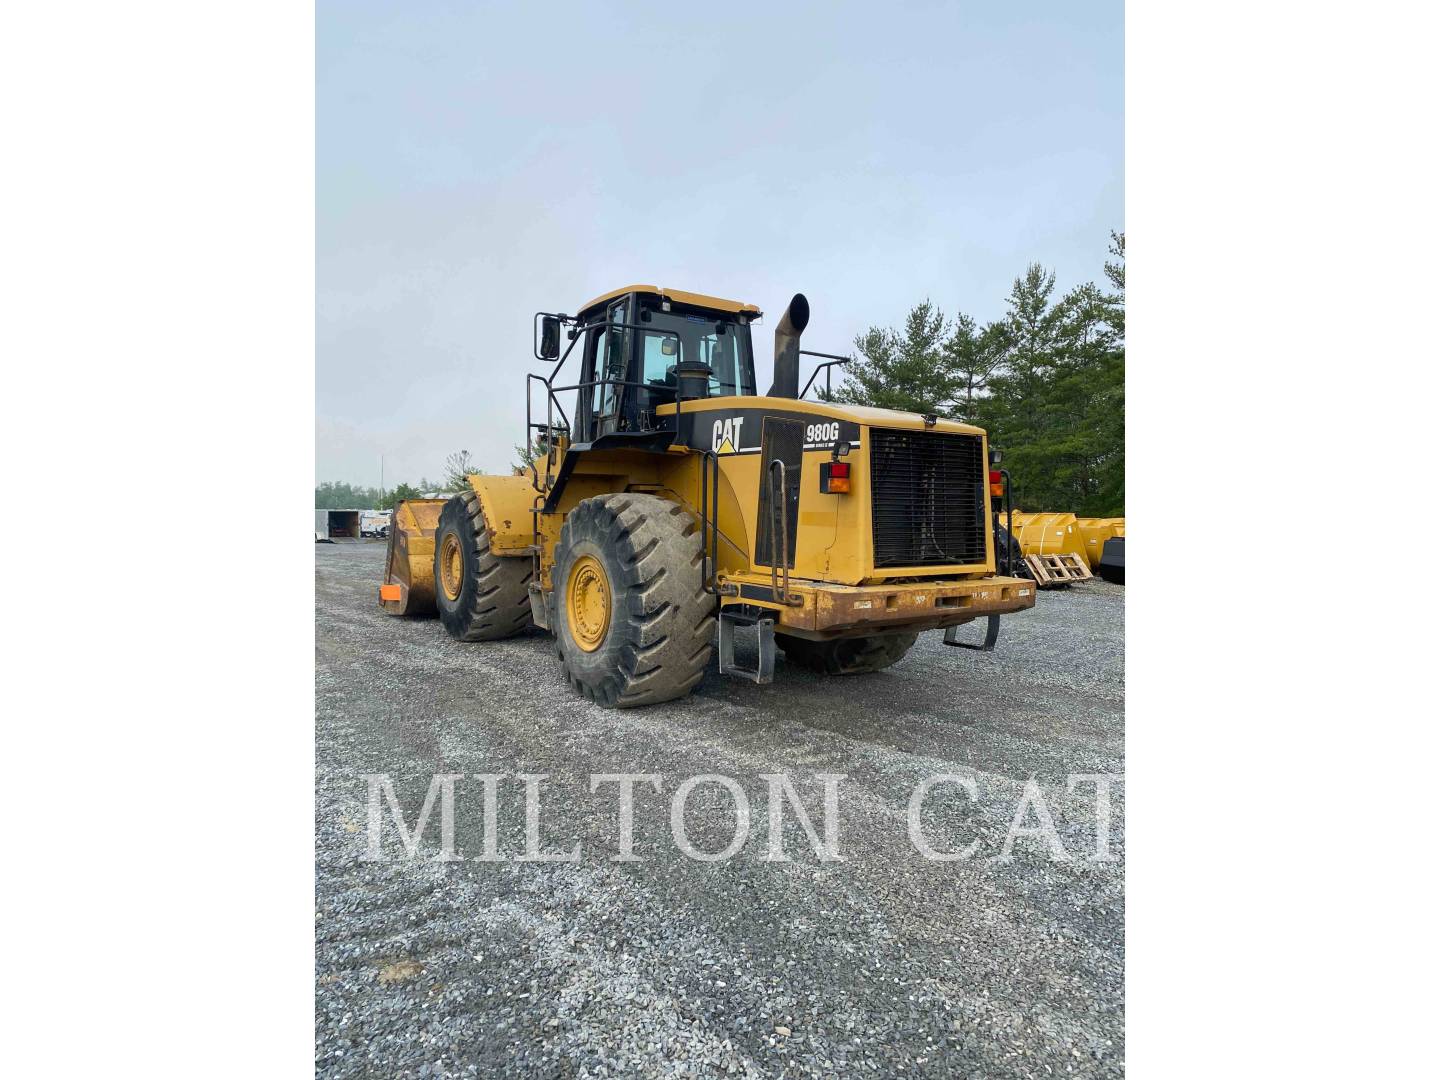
869;429;987;567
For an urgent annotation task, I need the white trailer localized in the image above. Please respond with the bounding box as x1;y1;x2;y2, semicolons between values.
315;509;362;542
360;510;391;538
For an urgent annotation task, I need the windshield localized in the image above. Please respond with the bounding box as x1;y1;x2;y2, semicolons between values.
636;305;756;398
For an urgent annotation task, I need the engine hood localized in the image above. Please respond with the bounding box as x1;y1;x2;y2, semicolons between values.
658;396;987;437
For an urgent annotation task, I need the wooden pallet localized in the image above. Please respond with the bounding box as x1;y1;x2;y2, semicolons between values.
1024;552;1094;587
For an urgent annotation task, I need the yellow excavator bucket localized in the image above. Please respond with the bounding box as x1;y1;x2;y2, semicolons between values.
1074;517;1126;570
377;499;447;615
1008;511;1088;560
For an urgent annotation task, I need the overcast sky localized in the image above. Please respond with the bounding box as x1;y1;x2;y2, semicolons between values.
317;0;1123;487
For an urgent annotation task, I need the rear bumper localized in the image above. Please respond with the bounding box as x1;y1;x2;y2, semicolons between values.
720;573;1036;639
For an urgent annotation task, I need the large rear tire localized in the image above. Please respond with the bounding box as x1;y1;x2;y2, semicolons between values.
552;493;715;708
777;631;919;675
433;491;534;641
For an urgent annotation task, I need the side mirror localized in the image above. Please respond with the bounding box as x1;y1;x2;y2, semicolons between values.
536;314;561;360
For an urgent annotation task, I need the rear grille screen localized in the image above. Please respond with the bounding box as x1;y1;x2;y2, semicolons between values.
869;429;987;567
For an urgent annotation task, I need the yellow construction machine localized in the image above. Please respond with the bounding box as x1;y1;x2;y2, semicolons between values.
379;286;1036;707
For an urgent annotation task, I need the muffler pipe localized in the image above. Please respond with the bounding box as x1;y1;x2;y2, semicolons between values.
766;293;810;398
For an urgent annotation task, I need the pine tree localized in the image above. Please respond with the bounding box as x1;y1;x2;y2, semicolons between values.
945;313;1007;423
834;300;954;416
980;264;1066;508
972;249;1123;516
830;236;1124;516
1093;231;1125;513
1103;230;1125;336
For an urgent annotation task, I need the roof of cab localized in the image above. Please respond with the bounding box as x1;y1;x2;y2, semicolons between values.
577;284;761;317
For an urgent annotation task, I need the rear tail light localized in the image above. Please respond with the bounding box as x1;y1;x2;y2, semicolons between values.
989;470;1004;498
820;461;851;494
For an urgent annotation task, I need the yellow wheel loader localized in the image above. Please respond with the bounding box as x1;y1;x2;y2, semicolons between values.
379;285;1036;707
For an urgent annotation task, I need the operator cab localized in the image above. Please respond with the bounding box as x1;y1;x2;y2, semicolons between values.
569;286;760;444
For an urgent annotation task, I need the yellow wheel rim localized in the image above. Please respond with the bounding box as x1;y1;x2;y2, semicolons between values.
439;532;464;602
565;553;611;652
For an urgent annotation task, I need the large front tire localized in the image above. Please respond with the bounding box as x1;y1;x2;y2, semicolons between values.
433;491;534;641
776;631;919;675
552;493;715;708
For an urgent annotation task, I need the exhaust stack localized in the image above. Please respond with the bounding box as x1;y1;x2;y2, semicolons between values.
766;293;810;398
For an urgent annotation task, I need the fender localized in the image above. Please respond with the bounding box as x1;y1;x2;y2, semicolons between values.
466;473;541;556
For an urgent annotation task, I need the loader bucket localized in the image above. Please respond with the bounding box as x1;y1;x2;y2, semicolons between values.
1074;517;1126;570
378;499;447;616
1008;512;1088;561
1098;536;1125;584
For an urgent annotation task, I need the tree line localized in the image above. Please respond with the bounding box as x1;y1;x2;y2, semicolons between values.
314;451;484;509
833;232;1124;517
319;235;1123;517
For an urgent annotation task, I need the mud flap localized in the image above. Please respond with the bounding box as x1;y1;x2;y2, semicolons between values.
718;610;776;684
527;582;551;630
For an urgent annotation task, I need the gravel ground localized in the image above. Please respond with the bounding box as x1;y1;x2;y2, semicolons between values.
316;541;1124;1078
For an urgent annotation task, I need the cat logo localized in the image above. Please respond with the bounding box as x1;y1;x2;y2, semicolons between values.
711;416;746;455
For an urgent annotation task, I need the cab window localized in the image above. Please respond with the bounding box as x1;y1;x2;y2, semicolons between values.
591;298;628;433
636;305;756;399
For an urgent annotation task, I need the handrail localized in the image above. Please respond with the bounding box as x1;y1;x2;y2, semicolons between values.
524;373;571;495
524;371;692;496
527;314;671;417
767;459;792;604
526;316;683;485
522;310;695;560
698;449;721;595
546;377;673;395
799;352;853;400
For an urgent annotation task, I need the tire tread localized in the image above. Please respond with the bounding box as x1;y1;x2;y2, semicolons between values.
435;490;534;642
553;493;715;708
